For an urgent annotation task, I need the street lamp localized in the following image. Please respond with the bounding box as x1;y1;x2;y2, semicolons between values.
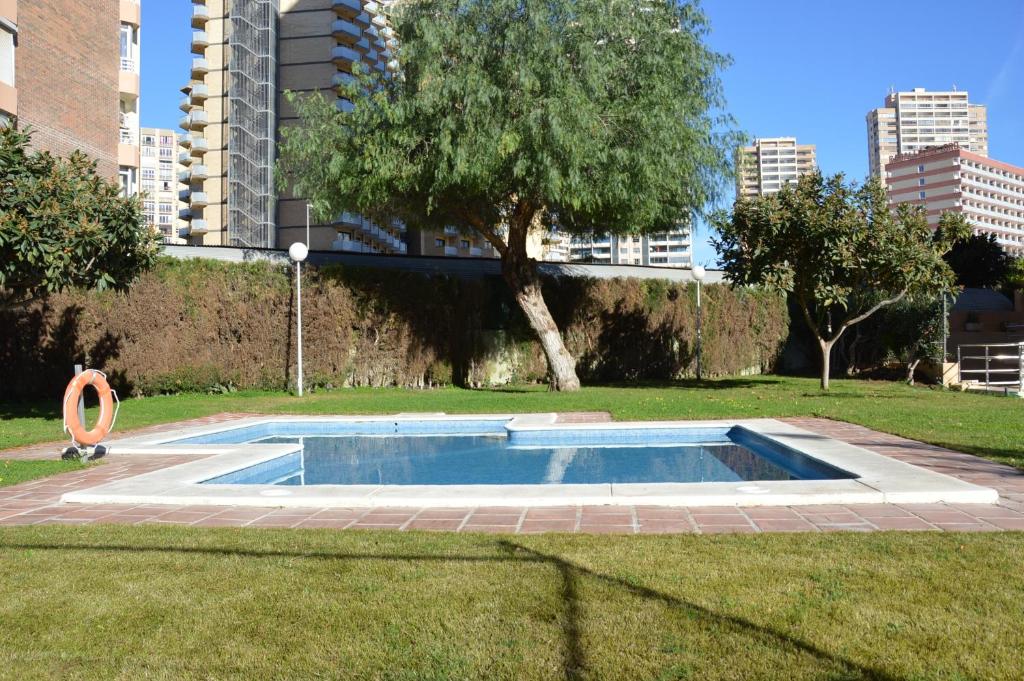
690;265;706;381
288;241;308;397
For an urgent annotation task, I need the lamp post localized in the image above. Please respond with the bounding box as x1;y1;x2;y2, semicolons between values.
289;242;308;396
691;265;706;381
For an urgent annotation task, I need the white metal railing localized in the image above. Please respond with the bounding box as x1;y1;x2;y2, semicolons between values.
120;58;137;73
119;128;137;145
957;342;1024;394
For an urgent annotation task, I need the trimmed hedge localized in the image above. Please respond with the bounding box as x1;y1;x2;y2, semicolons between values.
0;258;789;398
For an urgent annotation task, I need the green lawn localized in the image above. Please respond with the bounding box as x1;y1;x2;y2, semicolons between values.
0;525;1020;680
0;459;86;488
3;376;1022;467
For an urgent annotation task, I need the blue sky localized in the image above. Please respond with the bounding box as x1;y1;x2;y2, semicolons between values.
142;1;1024;265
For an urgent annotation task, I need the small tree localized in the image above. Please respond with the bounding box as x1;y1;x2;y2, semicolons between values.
277;0;736;391
877;296;945;385
944;233;1013;289
712;172;968;390
0;126;158;309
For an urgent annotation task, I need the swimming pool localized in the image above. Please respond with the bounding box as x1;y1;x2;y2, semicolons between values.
60;414;999;508
194;422;852;486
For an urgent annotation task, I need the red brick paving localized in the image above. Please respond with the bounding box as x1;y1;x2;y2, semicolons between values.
2;414;1024;534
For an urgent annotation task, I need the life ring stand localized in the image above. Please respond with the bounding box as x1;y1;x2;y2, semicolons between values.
62;369;119;458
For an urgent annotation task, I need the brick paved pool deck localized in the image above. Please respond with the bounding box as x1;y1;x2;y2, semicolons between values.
3;413;1024;534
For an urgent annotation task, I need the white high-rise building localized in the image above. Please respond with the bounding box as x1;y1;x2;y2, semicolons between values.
736;137;817;199
866;87;988;180
140;128;186;243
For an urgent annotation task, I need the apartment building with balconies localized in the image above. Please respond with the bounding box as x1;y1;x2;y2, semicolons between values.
887;144;1024;258
867;87;988;181
141;127;186;243
735;137;817;199
0;0;139;193
179;0;500;258
568;229;693;269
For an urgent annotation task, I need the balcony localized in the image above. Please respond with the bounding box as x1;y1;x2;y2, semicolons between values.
191;5;209;28
444;226;458;235
190;192;209;208
191;164;209;180
179;96;192;113
191;31;209;53
470;247;482;257
444;246;458;256
119;128;138;145
178;208;192;220
120;58;137;73
336;98;354;114
189;219;209;235
332;19;361;43
331;45;359;68
353;12;371;28
189;83;209;103
339;211;361;226
178;189;192;201
179;133;192;149
332;0;361;19
333;72;357;91
189;110;209;128
178;150;192;166
191;137;209;155
190;57;209;78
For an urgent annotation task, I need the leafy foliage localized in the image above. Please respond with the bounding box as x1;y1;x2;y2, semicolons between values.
1007;258;1024;291
277;0;738;389
0;126;159;309
943;232;1013;289
712;172;967;388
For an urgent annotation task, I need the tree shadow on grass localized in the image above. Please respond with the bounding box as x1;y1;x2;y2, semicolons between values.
1;537;900;681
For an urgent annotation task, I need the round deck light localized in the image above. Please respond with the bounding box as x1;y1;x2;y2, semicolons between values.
289;242;309;263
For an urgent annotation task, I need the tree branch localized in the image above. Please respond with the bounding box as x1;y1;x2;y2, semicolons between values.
832;289;908;341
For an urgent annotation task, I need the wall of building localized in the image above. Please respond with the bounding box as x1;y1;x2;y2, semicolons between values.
16;0;121;178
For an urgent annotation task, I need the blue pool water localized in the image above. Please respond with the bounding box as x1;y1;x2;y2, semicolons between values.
186;421;853;486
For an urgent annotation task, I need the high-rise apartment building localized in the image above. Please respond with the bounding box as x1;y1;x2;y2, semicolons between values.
179;0;496;258
866;87;988;180
735;137;817;199
568;229;692;269
141;128;186;243
0;0;141;195
887;144;1024;257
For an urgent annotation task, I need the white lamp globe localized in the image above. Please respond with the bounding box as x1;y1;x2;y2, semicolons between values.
691;265;706;282
288;242;309;263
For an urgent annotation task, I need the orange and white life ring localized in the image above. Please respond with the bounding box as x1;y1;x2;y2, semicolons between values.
63;370;119;446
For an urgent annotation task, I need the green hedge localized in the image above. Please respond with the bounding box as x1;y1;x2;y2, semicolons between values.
0;258;789;397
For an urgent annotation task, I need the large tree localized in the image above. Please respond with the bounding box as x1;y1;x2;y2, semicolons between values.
277;0;736;391
712;172;969;390
943;232;1012;289
0;126;159;309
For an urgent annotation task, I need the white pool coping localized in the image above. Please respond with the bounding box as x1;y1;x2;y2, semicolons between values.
60;414;999;508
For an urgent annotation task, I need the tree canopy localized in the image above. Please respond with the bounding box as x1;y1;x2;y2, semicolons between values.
943;232;1013;289
712;172;968;390
277;0;737;390
0;126;159;309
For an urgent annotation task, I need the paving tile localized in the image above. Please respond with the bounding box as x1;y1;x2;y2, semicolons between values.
697;524;758;534
751;518;818;532
576;524;635;534
405;517;465;531
978;516;1024;530
636;520;694;534
414;508;473;519
869;516;937;531
524;507;578;520
459;525;520;534
934;523;997;532
691;514;751;526
519;519;577;534
847;505;916;518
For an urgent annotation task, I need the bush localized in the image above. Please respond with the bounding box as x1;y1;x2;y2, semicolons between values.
0;258;790;398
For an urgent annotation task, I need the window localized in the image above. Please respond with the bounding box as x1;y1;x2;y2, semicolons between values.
434;238;445;247
158;214;171;225
159;167;173;182
919;191;926;199
460;239;470;249
159;147;173;159
143;201;155;212
159;135;174;146
142;146;156;157
918;178;926;186
141;134;156;147
141;168;155;180
159;202;173;214
0;23;15;87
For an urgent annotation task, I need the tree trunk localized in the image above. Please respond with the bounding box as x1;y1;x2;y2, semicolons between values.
906;357;921;386
501;236;581;392
820;338;834;391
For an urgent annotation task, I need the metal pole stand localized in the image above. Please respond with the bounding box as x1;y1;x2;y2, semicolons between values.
61;444;108;462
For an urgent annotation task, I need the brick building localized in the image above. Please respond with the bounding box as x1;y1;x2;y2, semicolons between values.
0;0;140;193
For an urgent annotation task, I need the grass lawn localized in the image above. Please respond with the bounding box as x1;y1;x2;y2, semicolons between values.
3;376;1022;468
0;524;1021;679
0;459;86;488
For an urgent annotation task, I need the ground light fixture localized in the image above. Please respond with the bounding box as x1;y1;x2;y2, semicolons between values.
690;265;706;381
289;241;309;397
